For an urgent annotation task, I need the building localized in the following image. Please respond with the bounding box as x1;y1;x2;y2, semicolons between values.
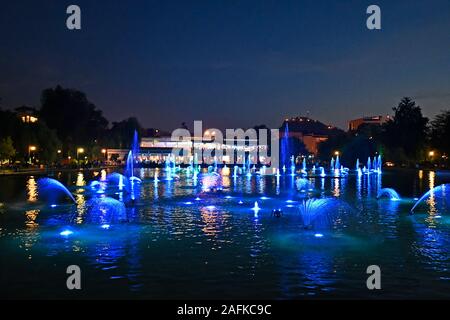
15;106;38;123
348;115;390;131
280;116;343;155
106;134;268;165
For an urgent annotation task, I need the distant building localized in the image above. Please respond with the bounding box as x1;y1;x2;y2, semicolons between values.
107;134;268;165
15;106;38;123
280;116;343;155
348;115;390;131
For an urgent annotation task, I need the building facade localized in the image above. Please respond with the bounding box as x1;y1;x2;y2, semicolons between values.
348;115;390;131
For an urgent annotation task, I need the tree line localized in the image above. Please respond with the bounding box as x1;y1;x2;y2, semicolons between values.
0;85;145;165
317;97;450;167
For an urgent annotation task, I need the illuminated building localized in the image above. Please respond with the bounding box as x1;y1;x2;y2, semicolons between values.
348;115;390;131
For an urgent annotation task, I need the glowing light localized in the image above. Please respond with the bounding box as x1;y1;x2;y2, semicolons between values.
195;197;201;201
314;233;324;238
252;201;260;214
184;201;193;205
434;215;442;219
101;224;111;229
225;196;232;199
286;200;295;203
238;200;244;205
50;204;57;208
260;196;270;200
205;205;216;210
60;230;73;237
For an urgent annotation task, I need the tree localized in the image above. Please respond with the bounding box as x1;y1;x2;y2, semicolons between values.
0;137;16;164
430;110;450;156
381;97;428;162
108;117;143;149
40;85;109;153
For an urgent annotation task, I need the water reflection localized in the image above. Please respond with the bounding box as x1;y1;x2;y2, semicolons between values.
26;176;38;202
2;167;450;299
427;171;437;216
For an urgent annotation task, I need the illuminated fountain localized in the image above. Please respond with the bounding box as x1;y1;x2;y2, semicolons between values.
246;156;252;177
165;155;173;181
233;165;238;178
83;197;127;225
296;178;312;192
301;158;307;175
252;201;261;216
411;184;450;213
200;172;223;192
37;178;76;205
290;155;295;176
298;198;346;230
357;167;362;177
377;188;401;201
260;165;267;175
280;122;291;171
335;156;340;171
319;167;326;177
89;180;105;194
376;155;382;173
106;172;129;191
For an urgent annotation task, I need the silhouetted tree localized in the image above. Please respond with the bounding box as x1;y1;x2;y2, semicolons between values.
381;97;428;162
108;117;143;149
430;110;450;156
40;85;108;153
0;137;16;164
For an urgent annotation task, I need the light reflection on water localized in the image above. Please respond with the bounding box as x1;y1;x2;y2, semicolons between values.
2;168;449;298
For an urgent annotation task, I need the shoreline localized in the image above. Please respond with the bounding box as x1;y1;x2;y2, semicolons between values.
0;165;121;176
0;165;449;177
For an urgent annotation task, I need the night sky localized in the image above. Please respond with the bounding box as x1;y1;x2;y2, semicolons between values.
1;0;449;131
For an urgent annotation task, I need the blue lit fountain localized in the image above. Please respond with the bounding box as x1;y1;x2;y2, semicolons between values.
411;184;450;213
298;198;347;230
37;178;76;205
377;188;401;201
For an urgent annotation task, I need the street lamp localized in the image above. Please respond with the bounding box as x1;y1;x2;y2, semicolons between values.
77;148;84;160
334;151;340;156
101;148;107;160
28;145;37;163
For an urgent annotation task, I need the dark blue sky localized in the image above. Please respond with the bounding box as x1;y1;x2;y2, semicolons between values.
1;0;449;131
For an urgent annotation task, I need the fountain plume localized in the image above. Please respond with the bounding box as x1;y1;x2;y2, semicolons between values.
37;178;76;204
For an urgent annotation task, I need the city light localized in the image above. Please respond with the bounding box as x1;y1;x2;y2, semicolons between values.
334;151;340;156
28;145;37;163
429;151;435;157
60;230;73;237
76;147;85;160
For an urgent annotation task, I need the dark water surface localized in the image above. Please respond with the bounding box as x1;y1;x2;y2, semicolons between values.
0;168;449;299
